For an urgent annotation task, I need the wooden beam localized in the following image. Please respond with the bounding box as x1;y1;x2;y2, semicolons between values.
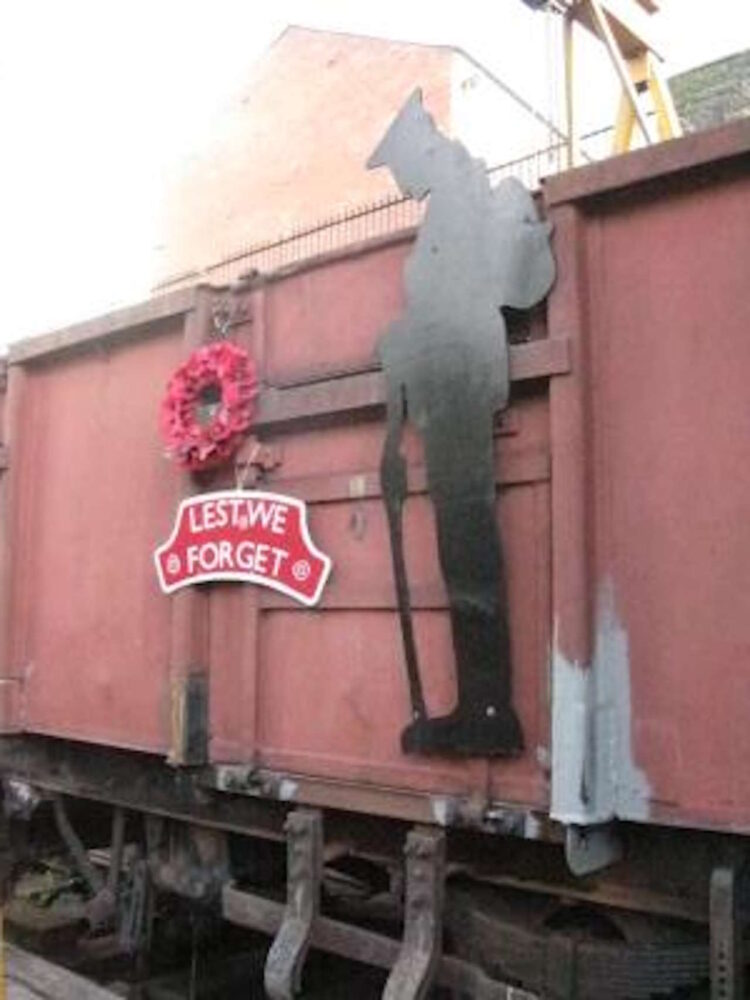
544;118;750;206
255;338;572;433
5;944;121;999
587;0;653;144
646;53;682;140
563;12;578;168
7;286;201;366
566;0;663;60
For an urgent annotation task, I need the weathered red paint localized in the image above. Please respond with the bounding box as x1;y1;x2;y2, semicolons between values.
5;319;189;751
0;120;748;834
546;120;750;829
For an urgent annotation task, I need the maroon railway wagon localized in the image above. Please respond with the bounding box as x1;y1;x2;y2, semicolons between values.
0;120;749;999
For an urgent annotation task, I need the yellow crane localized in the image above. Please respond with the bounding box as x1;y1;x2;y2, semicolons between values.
525;0;682;163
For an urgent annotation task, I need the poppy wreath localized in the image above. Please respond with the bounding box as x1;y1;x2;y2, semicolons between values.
160;341;258;471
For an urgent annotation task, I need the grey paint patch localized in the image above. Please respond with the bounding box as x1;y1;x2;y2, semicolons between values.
277;779;299;802
430;797;458;827
551;581;651;825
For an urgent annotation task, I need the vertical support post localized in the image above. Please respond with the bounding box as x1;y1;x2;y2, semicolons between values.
0;362;7;995
264;809;323;1000
0;906;5;1000
563;12;578;169
383;827;446;1000
106;806;127;897
52;795;104;896
586;0;652;147
168;286;215;766
544;199;597;819
711;867;745;1000
207;283;263;764
0;364;25;733
546;200;593;674
646;53;682;141
0;359;7;685
613;51;681;153
613;90;638;154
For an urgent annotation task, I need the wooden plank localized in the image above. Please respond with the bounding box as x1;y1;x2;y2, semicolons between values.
569;0;662;60
168;288;214;766
588;0;653;143
265;448;550;506
646;54;682;141
7;286;200;366
544;118;750;206
5;944;120;999
256;338;571;432
0;365;26;729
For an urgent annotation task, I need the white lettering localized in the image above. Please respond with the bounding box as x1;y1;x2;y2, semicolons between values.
215;500;229;529
229;497;245;526
236;541;255;570
271;505;288;535
254;543;269;574
199;542;219;571
246;500;274;532
271;547;288;575
202;501;217;530
187;497;294;539
218;540;233;569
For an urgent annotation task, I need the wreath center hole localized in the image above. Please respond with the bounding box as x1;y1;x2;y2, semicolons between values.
195;383;223;426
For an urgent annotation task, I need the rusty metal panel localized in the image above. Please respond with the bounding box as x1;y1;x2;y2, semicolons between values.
0;239;553;811
548;129;750;831
263;239;409;383
3;122;750;840
6;320;187;752
208;391;551;806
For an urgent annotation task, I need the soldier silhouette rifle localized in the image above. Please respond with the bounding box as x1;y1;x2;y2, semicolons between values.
368;90;555;756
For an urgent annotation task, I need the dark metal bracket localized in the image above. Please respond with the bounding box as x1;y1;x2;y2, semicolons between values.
711;865;748;1000
264;808;323;1000
168;673;209;767
565;822;623;876
383;826;446;1000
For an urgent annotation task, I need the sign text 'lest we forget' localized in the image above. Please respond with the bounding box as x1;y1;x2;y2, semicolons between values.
154;490;332;607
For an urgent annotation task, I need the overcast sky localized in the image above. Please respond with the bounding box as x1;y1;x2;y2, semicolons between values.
1;0;748;346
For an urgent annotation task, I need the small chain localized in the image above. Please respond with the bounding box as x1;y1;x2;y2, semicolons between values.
210;299;232;339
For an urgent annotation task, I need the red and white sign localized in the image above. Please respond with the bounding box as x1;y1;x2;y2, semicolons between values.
155;490;332;607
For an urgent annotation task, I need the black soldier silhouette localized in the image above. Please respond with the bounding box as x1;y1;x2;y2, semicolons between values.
368;90;555;756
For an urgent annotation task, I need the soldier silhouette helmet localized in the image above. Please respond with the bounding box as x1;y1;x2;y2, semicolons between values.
367;89;439;201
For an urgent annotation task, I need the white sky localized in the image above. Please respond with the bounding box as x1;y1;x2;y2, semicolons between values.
1;0;748;347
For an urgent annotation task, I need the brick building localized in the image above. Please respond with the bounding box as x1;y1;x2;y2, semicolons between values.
670;49;750;133
154;26;557;290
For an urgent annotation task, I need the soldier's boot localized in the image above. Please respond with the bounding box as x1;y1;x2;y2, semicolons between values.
401;599;523;757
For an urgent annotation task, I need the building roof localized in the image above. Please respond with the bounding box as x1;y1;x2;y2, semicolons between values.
671;49;750;133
